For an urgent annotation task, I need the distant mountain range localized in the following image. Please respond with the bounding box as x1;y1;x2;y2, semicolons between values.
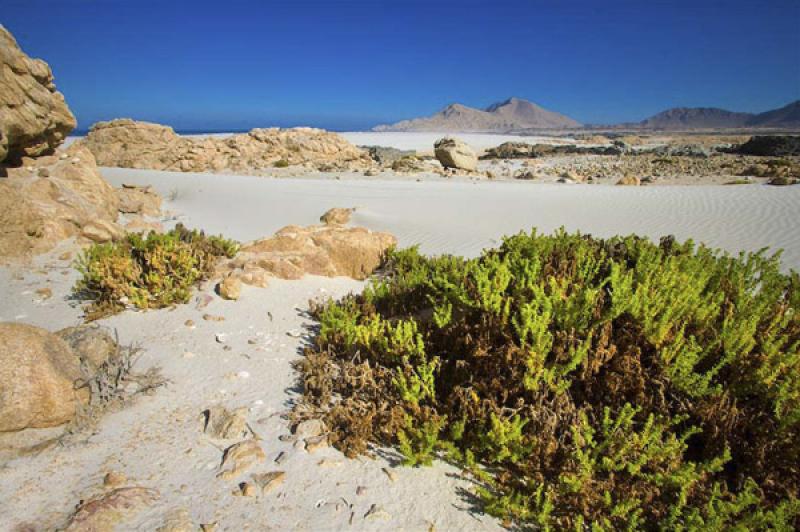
373;97;581;132
373;98;800;132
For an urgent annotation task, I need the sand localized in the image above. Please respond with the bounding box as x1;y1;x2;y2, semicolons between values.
2;169;798;530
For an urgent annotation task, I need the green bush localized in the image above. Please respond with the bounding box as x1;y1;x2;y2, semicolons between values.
296;229;800;529
273;159;290;168
74;224;238;319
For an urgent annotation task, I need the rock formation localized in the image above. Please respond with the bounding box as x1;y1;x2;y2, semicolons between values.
0;143;123;261
733;136;800;157
216;220;397;288
0;26;76;164
79;119;374;172
434;137;478;171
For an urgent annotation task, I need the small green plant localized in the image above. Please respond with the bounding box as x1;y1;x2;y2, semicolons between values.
74;224;238;319
296;229;800;529
273;159;290;168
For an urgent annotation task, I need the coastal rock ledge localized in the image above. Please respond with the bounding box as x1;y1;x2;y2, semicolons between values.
80;119;374;172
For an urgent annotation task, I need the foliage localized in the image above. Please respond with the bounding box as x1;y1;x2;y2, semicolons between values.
297;229;800;529
273;159;290;168
74;224;238;319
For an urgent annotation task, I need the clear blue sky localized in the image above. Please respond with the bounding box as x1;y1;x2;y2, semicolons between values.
3;0;799;131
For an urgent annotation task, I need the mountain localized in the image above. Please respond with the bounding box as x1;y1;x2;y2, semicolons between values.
373;97;581;132
638;107;753;129
635;100;800;130
747;100;800;128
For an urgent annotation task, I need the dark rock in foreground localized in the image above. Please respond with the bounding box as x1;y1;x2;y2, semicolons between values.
733;136;800;157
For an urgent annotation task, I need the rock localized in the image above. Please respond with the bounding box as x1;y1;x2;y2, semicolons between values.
63;487;160;531
514;170;536;180
184;320;195;328
81;219;125;243
117;184;162;216
235;482;258;497
616;175;641;186
391;155;428;173
217;220;396;285
80;119;374;172
0;26;76;164
251;471;286;494
320;207;354;225
37;167;50;177
218;275;241;300
35;287;53;300
434;137;477;171
305;435;329;453
202;313;225;322
364;504;391;520
293;419;325;439
360;145;416;166
1;144;120;261
733;136;800;157
767;176;799;186
217;440;265;480
381;467;397;482
124;216;163;235
0;323;86;431
56;325;117;375
202;406;250;440
103;471;128;488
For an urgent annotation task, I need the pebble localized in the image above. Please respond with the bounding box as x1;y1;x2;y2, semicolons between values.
252;471;286;494
215;333;227;343
247;338;258;345
293;419;325;439
184;319;195;327
364;504;391;520
237;371;250;379
182;351;196;359
103;471;128;488
317;458;342;468
356;486;367;496
286;329;304;338
305;435;328;453
382;467;397;482
203;313;225;322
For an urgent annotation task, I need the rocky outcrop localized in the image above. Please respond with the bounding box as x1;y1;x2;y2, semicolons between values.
434;137;478;171
0;323;88;432
733;136;800;157
0;26;76;164
0;143;122;261
481;141;625;159
80;119;374;172
216;221;396;287
361;145;416;166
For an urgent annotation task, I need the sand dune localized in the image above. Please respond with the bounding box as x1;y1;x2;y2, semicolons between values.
103;168;800;271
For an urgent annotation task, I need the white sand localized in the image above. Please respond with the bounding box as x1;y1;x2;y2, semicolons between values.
2;170;798;530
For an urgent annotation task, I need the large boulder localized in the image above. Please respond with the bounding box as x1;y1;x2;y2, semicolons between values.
80;119;374;172
0;143;122;261
217;220;396;286
0;25;76;164
434;137;478;171
0;323;86;432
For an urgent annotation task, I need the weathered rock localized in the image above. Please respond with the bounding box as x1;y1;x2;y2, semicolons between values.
1;144;121;261
767;176;799;186
217;440;266;480
80;119;374;172
0;323;85;432
360;145;416;166
63;487;160;531
320;207;354;225
294;419;325;439
0;26;76;164
117;184;162;217
81;219;125;243
252;471;286;494
391;155;428;173
202;406;250;440
157;508;194;532
434;137;478;171
733;135;800;157
218;275;241;300
217;221;396;286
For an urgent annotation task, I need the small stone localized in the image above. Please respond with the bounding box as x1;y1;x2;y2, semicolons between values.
382;467;397;482
184;319;195;327
305;435;328;453
182;351;196;359
286;329;303;338
237;371;250;379
218;276;241;301
71;157;81;164
235;482;257;497
223;345;232;352
203;313;225;322
217;440;266;481
38;167;50;178
356;486;367;496
317;458;342;468
251;471;286;494
35;287;52;300
364;504;391;520
247;338;258;345
215;333;227;344
103;471;128;488
203;406;249;440
58;251;72;261
195;294;213;309
293;419;325;439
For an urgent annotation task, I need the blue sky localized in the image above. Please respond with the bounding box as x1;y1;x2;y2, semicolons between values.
3;0;799;131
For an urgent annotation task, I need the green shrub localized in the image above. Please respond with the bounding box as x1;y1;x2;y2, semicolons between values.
74;224;238;319
296;229;800;529
273;159;290;168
